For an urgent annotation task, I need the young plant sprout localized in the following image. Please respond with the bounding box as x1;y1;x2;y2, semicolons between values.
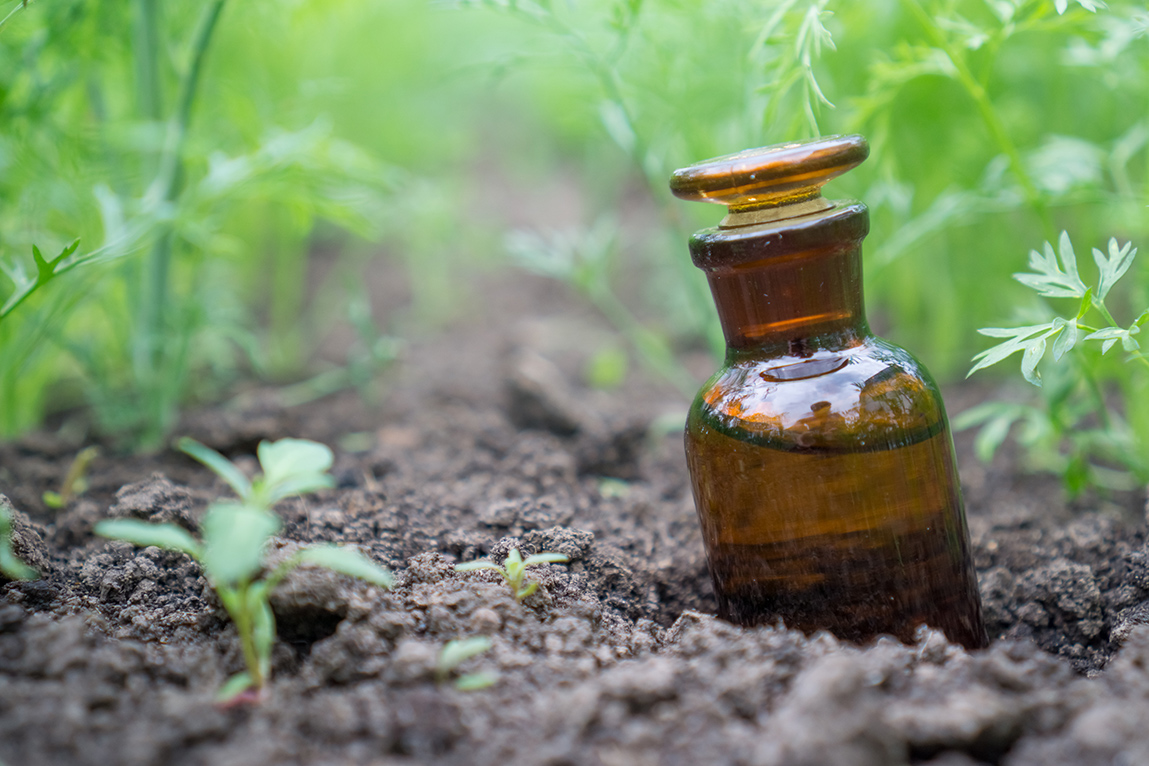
95;437;392;702
455;548;569;602
42;446;99;508
0;502;36;581
437;636;498;690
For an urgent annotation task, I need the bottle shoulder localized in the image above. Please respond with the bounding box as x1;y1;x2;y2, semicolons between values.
689;337;946;450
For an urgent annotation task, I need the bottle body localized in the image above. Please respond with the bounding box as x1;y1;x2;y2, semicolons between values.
686;337;985;647
683;204;986;649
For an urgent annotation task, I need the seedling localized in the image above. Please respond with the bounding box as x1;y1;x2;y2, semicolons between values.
95;437;392;702
455;548;569;602
43;446;99;508
962;232;1149;492
436;636;498;690
0;502;36;581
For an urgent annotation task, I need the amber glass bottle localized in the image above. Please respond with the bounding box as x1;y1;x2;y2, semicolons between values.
671;135;986;649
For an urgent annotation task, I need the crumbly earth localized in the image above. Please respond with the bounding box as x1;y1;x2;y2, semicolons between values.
2;271;1149;766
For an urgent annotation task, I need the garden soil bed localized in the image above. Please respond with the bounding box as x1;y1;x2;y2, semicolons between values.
3;270;1149;766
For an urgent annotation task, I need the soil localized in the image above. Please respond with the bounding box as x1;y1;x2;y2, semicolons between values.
3;268;1149;766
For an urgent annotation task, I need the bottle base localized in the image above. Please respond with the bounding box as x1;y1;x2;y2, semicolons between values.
708;533;987;649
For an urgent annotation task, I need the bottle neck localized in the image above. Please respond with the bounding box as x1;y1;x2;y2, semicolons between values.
706;242;869;354
688;203;871;357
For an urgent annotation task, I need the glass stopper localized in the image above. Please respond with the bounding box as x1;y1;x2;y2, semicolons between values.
669;134;869;228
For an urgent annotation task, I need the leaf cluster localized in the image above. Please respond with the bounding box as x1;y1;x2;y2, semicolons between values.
969;232;1145;386
963;231;1149;493
95;437;392;701
455;548;570;602
437;637;499;690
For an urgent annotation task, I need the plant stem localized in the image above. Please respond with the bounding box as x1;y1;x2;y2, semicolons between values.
899;0;1052;236
586;280;698;400
0;0;34;35
223;584;264;689
155;0;228;204
133;0;228;445
132;0;163;121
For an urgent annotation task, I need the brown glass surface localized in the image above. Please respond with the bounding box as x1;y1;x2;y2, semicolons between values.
685;338;985;647
669;134;868;212
672;136;986;648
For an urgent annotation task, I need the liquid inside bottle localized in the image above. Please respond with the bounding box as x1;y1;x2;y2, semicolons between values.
671;136;987;648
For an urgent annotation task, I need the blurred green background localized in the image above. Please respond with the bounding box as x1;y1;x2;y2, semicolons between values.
0;0;1146;453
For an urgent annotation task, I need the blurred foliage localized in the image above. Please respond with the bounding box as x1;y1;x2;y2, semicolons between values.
454;0;1148;491
0;0;482;445
456;0;1148;377
0;0;1146;474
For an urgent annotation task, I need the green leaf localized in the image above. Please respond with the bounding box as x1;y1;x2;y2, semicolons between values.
521;552;570;566
0;239;82;321
1021;336;1047;386
503;548;525;588
262;472;336;506
951;402;1000;431
1092;239;1136;300
1058;230;1084;285
94;519;203;558
1013;233;1088;299
1057;0;1105;14
454;670;499;691
31;245;52;281
257;439;334;489
439;636;493;673
1064;455;1092;497
248;584;277;667
585;346;628;390
1051;317;1078;361
178;437;252;501
455;560;502;573
216;672;256;703
1084;326;1138;355
968;323;1058;376
200;503;279;586
516;580;539;601
0;504;38;581
296;545;394;588
1123;326;1142;352
973;406;1026;462
0;547;38;581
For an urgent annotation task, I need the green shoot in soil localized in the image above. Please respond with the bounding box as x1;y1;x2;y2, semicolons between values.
456;548;569;603
960;232;1149;494
95;437;393;702
0;501;36;581
42;446;99;509
437;637;498;690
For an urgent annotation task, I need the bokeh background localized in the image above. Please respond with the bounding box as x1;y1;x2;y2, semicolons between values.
0;0;1146;464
